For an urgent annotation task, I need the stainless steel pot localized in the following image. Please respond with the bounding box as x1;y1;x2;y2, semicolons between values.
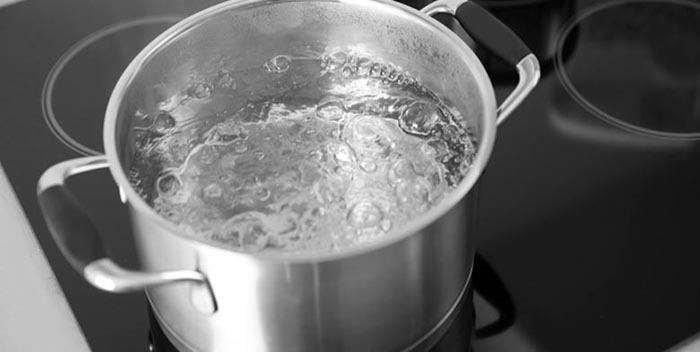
37;0;539;351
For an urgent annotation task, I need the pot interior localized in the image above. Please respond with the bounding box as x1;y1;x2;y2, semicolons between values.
107;0;495;254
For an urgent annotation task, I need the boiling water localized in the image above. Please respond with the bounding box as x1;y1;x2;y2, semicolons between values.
128;50;477;253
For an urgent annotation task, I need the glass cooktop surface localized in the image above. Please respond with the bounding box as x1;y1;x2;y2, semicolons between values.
1;0;700;351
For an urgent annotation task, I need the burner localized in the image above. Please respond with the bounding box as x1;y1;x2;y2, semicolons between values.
555;0;700;140
148;307;176;352
41;15;183;156
147;290;476;352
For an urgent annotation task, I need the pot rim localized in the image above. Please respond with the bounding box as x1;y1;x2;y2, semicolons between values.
103;0;497;262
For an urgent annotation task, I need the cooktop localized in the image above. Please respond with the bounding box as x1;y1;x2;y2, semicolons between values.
1;0;700;351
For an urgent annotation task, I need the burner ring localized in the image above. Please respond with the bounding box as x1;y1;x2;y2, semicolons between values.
41;15;183;156
554;0;700;141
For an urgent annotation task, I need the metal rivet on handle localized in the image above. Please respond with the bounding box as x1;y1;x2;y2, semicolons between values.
190;281;217;314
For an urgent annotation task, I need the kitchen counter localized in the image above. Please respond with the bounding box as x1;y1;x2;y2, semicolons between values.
0;163;89;351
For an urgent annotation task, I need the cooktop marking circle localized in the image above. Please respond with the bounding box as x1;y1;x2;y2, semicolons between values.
554;0;700;140
41;15;184;156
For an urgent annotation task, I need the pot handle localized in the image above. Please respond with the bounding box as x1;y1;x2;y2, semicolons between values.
422;0;540;125
37;156;216;313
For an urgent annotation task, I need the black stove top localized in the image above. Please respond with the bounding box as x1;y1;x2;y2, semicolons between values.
2;0;700;351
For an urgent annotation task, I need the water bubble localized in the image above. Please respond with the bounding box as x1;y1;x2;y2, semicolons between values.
233;141;248;153
328;142;355;165
152;111;175;132
380;65;390;78
134;109;148;119
369;63;382;77
215;71;236;89
385;98;411;119
310;206;325;218
365;100;384;114
399;102;439;136
351;117;380;140
253;187;271;201
347;201;384;228
343;116;394;158
233;126;249;140
316;99;345;121
316;179;344;204
309;149;325;162
238;222;270;252
158;96;179;111
241;173;261;187
264;55;292;73
319;56;330;71
205;129;222;144
396;74;407;85
380;219;392;232
128;168;141;186
359;158;377;173
166;136;190;164
342;66;353;77
327;51;347;72
157;173;181;196
133;132;151;150
459;157;472;175
189;83;212;99
202;183;224;199
356;57;372;75
398;75;416;86
396;181;429;208
155;198;185;222
205;128;240;145
254;151;266;160
387;69;399;82
345;55;357;68
218;174;233;183
389;158;416;183
426;139;450;161
425;169;443;191
195;145;219;165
